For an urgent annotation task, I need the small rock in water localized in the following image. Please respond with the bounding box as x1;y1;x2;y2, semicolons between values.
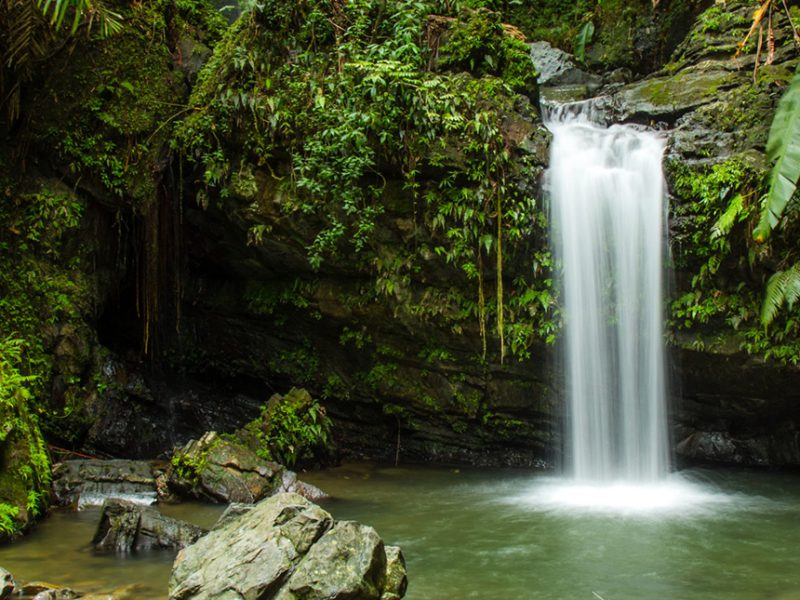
383;546;408;600
92;498;206;552
0;567;15;599
278;470;328;502
22;583;79;599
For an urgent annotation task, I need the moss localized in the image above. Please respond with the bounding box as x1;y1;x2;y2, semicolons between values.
25;0;226;203
0;338;51;540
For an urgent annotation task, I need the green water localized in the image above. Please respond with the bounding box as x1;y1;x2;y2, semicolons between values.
303;465;800;600
1;465;799;599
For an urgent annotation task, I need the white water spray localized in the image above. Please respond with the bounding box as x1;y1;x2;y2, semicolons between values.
547;104;669;483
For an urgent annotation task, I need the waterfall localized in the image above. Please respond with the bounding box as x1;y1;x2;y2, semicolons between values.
547;106;669;483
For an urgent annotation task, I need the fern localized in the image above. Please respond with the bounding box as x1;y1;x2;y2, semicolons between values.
711;193;745;240
761;263;800;325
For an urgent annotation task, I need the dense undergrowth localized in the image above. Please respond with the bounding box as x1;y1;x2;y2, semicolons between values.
176;0;557;363
0;0;226;537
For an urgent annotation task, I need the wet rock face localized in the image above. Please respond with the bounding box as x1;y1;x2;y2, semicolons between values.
51;460;158;509
672;349;800;467
169;493;406;600
92;498;206;552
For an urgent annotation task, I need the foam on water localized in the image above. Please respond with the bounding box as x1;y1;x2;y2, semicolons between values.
503;473;767;518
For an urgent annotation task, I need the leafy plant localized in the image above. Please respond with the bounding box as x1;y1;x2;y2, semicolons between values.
0;0;122;122
245;388;333;468
36;0;122;36
0;503;20;536
753;64;800;242
574;20;594;63
170;449;208;485
761;263;800;325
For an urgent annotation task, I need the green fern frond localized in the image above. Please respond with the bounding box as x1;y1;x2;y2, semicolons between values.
761;263;800;325
711;193;744;240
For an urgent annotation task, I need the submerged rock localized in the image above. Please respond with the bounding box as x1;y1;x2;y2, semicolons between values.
169;492;406;600
92;499;206;552
51;460;157;509
21;583;79;599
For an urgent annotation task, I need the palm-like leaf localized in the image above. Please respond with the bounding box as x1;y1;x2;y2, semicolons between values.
753;63;800;242
761;262;800;325
36;0;123;36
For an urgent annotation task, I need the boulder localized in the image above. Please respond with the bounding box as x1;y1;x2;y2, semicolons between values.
166;432;326;503
167;432;283;503
92;499;206;552
277;470;328;503
169;492;406;600
0;568;15;599
51;460;157;509
529;41;603;90
382;546;408;600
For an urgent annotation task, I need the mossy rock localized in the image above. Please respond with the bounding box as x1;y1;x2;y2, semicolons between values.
0;395;50;541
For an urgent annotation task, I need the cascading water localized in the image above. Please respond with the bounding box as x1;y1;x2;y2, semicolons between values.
547;103;669;484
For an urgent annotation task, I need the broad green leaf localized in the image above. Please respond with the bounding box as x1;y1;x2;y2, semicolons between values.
754;63;800;242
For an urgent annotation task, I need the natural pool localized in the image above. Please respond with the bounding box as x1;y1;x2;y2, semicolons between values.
1;464;799;599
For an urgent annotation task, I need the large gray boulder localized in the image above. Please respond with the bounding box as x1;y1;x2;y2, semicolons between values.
169;493;406;600
92;499;206;552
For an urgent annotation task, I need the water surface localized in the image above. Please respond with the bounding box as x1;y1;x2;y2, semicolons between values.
1;465;799;599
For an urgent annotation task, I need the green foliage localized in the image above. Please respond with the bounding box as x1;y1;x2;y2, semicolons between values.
245;389;333;468
753;64;800;242
0;336;51;537
170;447;208;485
36;0;122;36
761;263;800;325
438;7;536;92
0;504;20;536
574;20;594;63
669;157;759;333
690;5;746;42
176;0;554;361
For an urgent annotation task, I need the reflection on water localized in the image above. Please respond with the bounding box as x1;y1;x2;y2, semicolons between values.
1;465;799;600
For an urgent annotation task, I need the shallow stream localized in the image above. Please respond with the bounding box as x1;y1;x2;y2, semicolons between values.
1;464;799;599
